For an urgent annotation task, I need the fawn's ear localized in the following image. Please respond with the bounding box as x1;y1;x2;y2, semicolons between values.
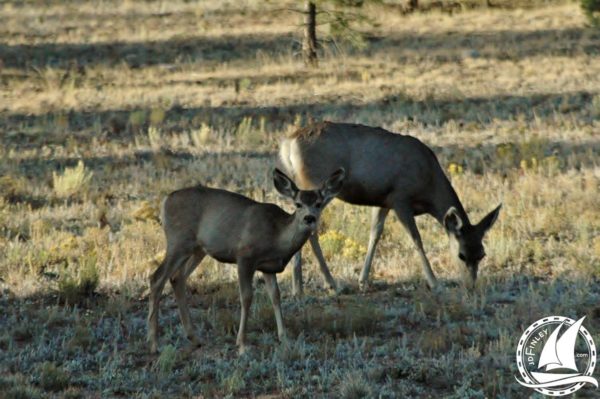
273;168;299;199
476;204;502;236
321;168;346;202
444;207;464;235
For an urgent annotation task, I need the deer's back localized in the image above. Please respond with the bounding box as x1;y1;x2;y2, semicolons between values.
280;122;442;208
162;186;291;263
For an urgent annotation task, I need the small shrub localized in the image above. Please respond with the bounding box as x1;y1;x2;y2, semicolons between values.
67;324;94;350
57;276;82;305
147;126;164;149
213;310;238;336
0;175;27;200
590;94;600;118
341;237;366;260
582;0;600;26
0;332;10;350
57;254;99;305
447;162;464;176
39;362;69;392
236;116;262;146
131;200;160;222
149;107;167;126
190;123;213;147
77;253;100;294
61;387;84;399
592;236;600;258
320;230;366;260
155;344;178;374
238;77;251;91
128;109;148;130
274;337;308;363
12;323;34;343
52;161;93;199
29;219;53;241
320;230;346;258
220;368;246;396
4;385;43;399
338;371;371;399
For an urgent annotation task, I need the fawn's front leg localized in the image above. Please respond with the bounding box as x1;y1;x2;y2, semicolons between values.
263;272;286;342
236;260;255;354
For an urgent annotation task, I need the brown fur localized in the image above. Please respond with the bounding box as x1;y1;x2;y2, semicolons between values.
288;120;332;140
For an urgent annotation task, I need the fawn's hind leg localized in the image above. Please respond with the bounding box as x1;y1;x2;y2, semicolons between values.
170;248;206;347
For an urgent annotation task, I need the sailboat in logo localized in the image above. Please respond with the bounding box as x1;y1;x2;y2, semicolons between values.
518;317;598;389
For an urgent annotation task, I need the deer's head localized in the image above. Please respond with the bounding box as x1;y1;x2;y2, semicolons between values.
273;168;345;232
444;204;502;285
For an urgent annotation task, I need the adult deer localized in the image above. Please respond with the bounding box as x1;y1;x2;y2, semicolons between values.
147;168;345;354
279;121;501;294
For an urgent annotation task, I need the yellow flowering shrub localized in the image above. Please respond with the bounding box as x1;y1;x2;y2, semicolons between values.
320;229;366;260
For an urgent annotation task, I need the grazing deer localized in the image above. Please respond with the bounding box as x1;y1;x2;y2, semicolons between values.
147;168;345;354
279;121;501;294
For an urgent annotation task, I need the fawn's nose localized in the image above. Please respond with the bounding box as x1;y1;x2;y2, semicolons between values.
303;215;316;224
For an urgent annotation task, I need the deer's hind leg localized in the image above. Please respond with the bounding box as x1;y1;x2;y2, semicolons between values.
393;204;437;289
148;246;194;354
359;207;390;290
170;248;206;348
309;233;337;292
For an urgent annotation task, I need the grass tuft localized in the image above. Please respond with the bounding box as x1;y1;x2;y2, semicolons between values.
39;362;69;392
52;161;93;199
57;253;100;305
155;344;178;375
338;371;372;399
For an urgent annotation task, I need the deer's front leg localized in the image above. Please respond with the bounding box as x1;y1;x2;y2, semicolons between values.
236;260;255;354
263;272;286;342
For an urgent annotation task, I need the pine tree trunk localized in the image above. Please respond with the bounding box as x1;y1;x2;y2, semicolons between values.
302;1;318;67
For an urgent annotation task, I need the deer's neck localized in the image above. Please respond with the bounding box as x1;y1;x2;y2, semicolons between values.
432;174;470;227
278;214;312;256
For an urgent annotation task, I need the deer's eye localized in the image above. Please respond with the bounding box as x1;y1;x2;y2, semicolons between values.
315;203;322;209
295;203;303;209
458;253;466;261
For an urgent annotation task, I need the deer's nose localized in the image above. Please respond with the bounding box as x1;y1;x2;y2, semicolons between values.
304;215;316;224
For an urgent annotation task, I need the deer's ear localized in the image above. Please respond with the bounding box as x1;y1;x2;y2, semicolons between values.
321;168;345;201
273;168;298;199
443;207;463;235
476;203;502;236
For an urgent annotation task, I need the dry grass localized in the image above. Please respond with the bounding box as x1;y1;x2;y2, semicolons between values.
0;0;599;397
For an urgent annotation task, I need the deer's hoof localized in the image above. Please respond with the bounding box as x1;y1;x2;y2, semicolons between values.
326;282;339;294
292;290;304;300
358;281;369;293
238;344;251;356
334;282;352;295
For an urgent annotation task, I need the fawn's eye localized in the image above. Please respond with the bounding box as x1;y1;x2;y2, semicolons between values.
295;203;303;208
458;253;466;261
315;203;322;209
